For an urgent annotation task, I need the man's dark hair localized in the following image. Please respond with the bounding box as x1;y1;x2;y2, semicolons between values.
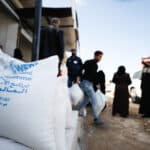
14;48;23;60
51;17;60;25
94;50;103;56
71;48;77;52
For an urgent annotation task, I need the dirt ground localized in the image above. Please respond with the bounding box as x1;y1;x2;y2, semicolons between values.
83;97;150;150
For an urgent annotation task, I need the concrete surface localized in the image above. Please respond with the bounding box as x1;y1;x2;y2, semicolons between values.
83;97;150;150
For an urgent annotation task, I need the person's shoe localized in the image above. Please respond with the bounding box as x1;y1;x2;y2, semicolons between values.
142;114;150;118
112;112;116;116
79;108;87;117
94;118;104;126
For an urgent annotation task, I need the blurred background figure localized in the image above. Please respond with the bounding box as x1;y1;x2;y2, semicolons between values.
94;70;106;94
76;51;104;126
66;49;82;88
13;48;23;60
39;17;65;76
139;57;150;118
112;66;132;118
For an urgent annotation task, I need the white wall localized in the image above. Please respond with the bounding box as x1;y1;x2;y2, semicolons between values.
0;9;18;56
43;0;71;7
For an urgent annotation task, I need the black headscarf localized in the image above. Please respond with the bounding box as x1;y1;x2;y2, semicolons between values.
117;66;126;75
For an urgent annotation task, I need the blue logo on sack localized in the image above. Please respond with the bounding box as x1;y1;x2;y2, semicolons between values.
9;62;38;74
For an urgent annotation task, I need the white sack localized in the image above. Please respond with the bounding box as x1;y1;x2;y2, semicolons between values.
95;90;107;116
69;83;84;106
0;137;31;150
53;76;67;150
0;50;57;150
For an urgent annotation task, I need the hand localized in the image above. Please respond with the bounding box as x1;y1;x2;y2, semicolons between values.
96;84;101;89
76;76;80;84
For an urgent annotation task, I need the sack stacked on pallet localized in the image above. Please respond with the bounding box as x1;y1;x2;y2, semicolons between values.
0;137;31;150
0;50;73;150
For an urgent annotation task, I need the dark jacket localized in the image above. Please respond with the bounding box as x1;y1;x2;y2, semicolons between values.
81;59;98;83
139;66;150;115
66;55;82;78
39;26;64;60
94;70;106;94
112;72;132;117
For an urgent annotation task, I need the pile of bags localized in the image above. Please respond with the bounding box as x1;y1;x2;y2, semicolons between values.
69;83;107;116
0;50;75;150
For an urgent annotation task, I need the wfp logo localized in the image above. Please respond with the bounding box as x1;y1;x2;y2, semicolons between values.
9;61;38;74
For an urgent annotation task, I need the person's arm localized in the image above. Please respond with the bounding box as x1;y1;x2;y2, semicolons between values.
112;73;117;84
76;61;85;83
79;58;83;67
127;74;132;85
66;58;69;68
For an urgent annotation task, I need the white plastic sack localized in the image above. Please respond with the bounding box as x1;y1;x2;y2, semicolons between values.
53;75;76;149
59;76;73;129
53;76;67;150
0;137;31;150
0;50;58;150
95;90;107;116
69;83;84;106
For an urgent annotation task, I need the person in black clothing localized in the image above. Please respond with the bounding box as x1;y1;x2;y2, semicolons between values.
139;57;150;118
39;17;65;76
66;49;82;88
76;50;104;126
94;70;106;94
112;66;132;117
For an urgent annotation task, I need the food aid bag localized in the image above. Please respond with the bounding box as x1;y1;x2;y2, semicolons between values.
69;83;84;106
0;50;57;150
95;89;107;116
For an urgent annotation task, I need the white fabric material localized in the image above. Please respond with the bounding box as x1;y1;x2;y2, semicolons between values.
54;75;73;130
0;137;31;150
61;77;74;129
95;90;107;116
69;83;84;106
0;51;57;150
53;76;67;150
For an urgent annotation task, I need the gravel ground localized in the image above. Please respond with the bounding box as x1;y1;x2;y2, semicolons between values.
83;97;150;150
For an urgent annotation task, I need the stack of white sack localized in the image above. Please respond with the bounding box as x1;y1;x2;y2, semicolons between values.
0;50;77;150
69;83;107;116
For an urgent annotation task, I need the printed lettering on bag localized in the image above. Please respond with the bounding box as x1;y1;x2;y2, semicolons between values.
0;61;38;107
0;96;10;107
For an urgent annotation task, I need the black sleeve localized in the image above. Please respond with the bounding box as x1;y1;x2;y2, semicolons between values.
112;73;117;84
66;58;69;68
78;61;86;77
127;74;132;85
79;58;83;67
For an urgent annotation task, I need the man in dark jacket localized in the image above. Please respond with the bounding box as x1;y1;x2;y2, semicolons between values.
77;50;104;125
66;49;82;87
39;18;64;76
